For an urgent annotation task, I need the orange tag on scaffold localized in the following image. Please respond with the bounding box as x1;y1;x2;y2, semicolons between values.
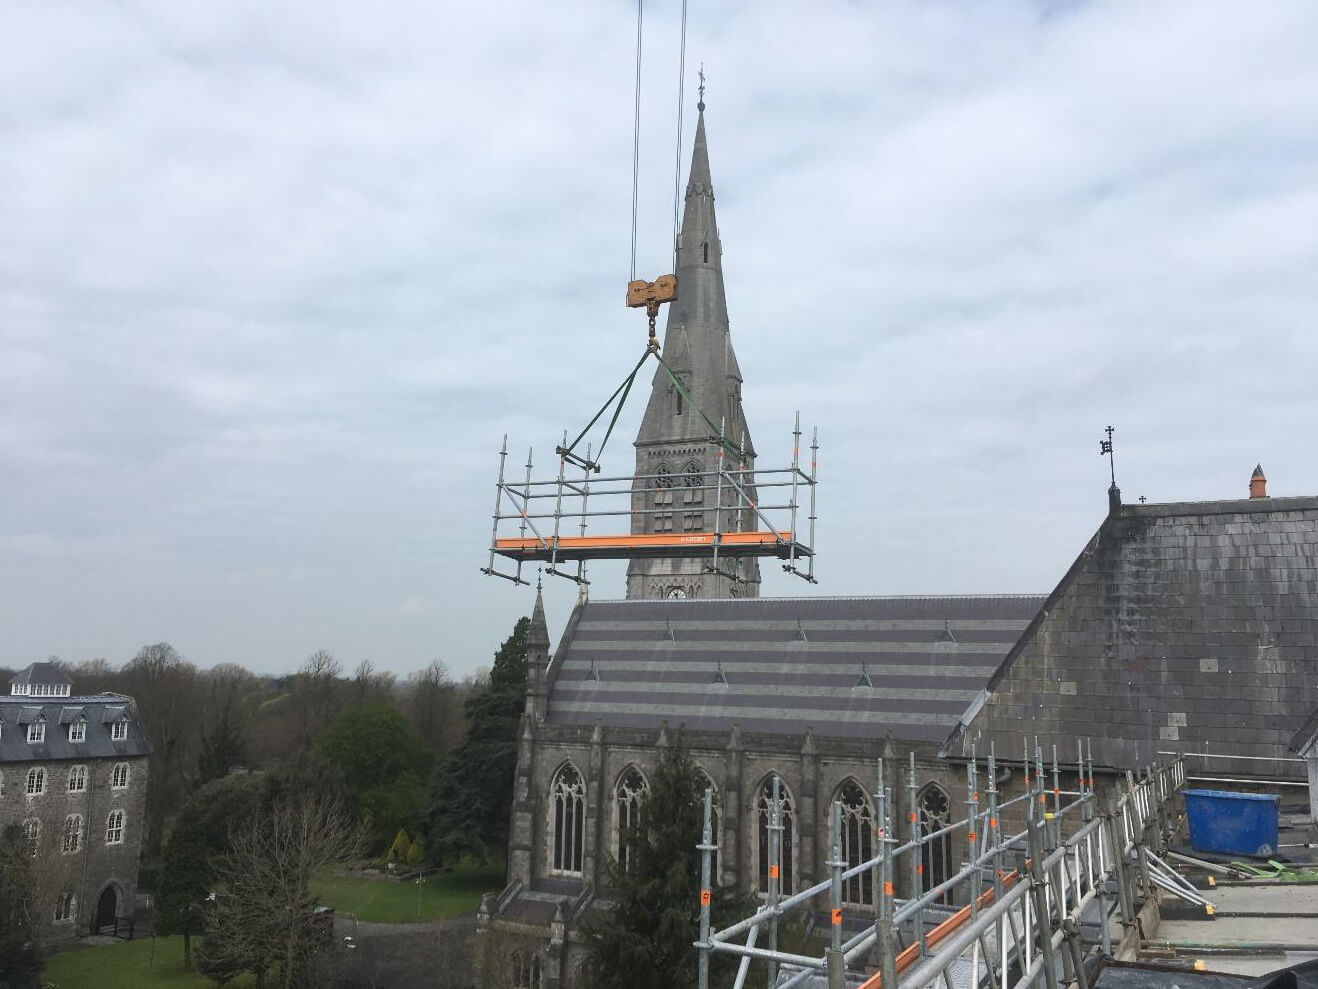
990;818;998;829
883;882;894;896
968;832;977;842
769;864;779;879
831;909;843;926
910;812;917;823
700;889;711;906
916;864;924;875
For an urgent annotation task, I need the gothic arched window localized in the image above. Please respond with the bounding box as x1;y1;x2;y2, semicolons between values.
551;764;586;875
919;784;953;904
837;780;875;906
615;767;648;874
512;951;543;989
653;463;674;532
757;777;795;895
681;460;705;531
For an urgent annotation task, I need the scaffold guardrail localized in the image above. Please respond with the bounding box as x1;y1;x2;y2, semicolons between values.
482;413;819;589
695;742;1193;989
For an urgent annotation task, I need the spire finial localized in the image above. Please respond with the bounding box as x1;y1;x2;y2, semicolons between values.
1099;425;1116;486
697;64;706;112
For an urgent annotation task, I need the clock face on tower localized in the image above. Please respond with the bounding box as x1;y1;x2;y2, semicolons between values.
667;587;687;599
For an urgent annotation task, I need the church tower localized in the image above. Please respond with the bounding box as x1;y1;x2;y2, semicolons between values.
627;100;760;600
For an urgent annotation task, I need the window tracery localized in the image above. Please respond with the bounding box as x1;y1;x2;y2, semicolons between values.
615;767;648;874
919;784;953;904
551;764;585;875
838;780;875;906
757;777;795;895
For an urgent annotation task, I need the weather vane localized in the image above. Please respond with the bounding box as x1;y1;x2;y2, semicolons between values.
697;64;706;111
1098;425;1116;486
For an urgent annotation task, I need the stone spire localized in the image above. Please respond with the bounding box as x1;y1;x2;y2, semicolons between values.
635;106;749;451
628;99;760;601
527;581;550;650
524;581;550;721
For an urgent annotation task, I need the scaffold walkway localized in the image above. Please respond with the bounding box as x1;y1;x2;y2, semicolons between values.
694;742;1195;989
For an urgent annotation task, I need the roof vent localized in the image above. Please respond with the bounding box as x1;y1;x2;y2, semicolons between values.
587;658;601;682
940;622;958;645
664;620;677;643
711;662;729;688
854;663;874;689
1250;465;1267;499
796;620;809;643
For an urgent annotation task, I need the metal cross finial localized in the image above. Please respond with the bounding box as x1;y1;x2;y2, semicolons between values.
1099;425;1116;486
697;64;706;112
1139;495;1147;504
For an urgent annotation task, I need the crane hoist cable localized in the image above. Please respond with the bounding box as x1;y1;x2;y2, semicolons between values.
629;0;644;283
560;1;728;474
556;346;747;474
625;0;689;350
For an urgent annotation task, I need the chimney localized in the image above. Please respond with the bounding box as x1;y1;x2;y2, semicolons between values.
1108;482;1122;517
1249;465;1267;499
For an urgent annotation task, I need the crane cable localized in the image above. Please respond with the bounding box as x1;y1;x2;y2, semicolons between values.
671;0;688;273
629;1;644;282
630;0;691;282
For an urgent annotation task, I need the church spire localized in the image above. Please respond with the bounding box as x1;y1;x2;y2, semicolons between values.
527;580;550;650
635;99;743;448
628;96;760;601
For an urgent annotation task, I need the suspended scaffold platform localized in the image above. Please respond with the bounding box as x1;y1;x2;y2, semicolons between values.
480;338;819;589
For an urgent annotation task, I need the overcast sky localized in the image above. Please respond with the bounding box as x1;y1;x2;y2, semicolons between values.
3;1;1316;679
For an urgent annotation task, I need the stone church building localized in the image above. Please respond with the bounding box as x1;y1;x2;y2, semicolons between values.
476;97;1318;989
476;102;1047;988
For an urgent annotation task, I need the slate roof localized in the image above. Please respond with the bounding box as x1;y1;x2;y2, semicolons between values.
947;495;1318;774
0;693;149;762
1290;707;1318;758
9;662;71;687
544;596;1046;741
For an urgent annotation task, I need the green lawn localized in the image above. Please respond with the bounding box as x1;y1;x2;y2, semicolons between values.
310;859;506;923
45;936;255;989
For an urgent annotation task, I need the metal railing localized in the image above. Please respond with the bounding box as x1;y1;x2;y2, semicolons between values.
695;742;1189;989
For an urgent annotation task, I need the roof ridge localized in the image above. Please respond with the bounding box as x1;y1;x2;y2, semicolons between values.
585;594;1049;605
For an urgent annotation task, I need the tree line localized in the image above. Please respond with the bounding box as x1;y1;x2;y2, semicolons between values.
0;617;533;988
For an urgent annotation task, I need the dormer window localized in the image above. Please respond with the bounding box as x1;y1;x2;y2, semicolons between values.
69;720;86;743
110;718;129;741
27;720;45;744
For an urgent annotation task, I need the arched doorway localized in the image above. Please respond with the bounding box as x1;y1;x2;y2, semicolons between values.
95;885;118;933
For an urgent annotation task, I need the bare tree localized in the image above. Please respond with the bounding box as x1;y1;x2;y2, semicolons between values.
198;793;361;989
291;650;343;749
121;642;204;854
351;659;396;706
470;926;547;989
406;660;463;753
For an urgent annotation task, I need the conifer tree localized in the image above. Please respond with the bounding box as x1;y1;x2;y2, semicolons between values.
0;824;43;989
584;736;741;989
425;617;529;864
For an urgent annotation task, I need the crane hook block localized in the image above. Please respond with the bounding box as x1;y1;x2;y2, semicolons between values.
626;274;678;310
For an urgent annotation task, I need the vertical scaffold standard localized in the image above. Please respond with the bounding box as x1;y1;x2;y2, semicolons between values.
480;409;819;589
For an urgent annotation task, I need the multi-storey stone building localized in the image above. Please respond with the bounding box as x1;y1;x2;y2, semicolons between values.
0;662;150;939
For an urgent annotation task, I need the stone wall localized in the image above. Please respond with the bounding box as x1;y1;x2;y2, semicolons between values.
0;753;149;940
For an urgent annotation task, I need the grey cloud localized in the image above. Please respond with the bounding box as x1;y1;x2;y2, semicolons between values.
2;1;1316;675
